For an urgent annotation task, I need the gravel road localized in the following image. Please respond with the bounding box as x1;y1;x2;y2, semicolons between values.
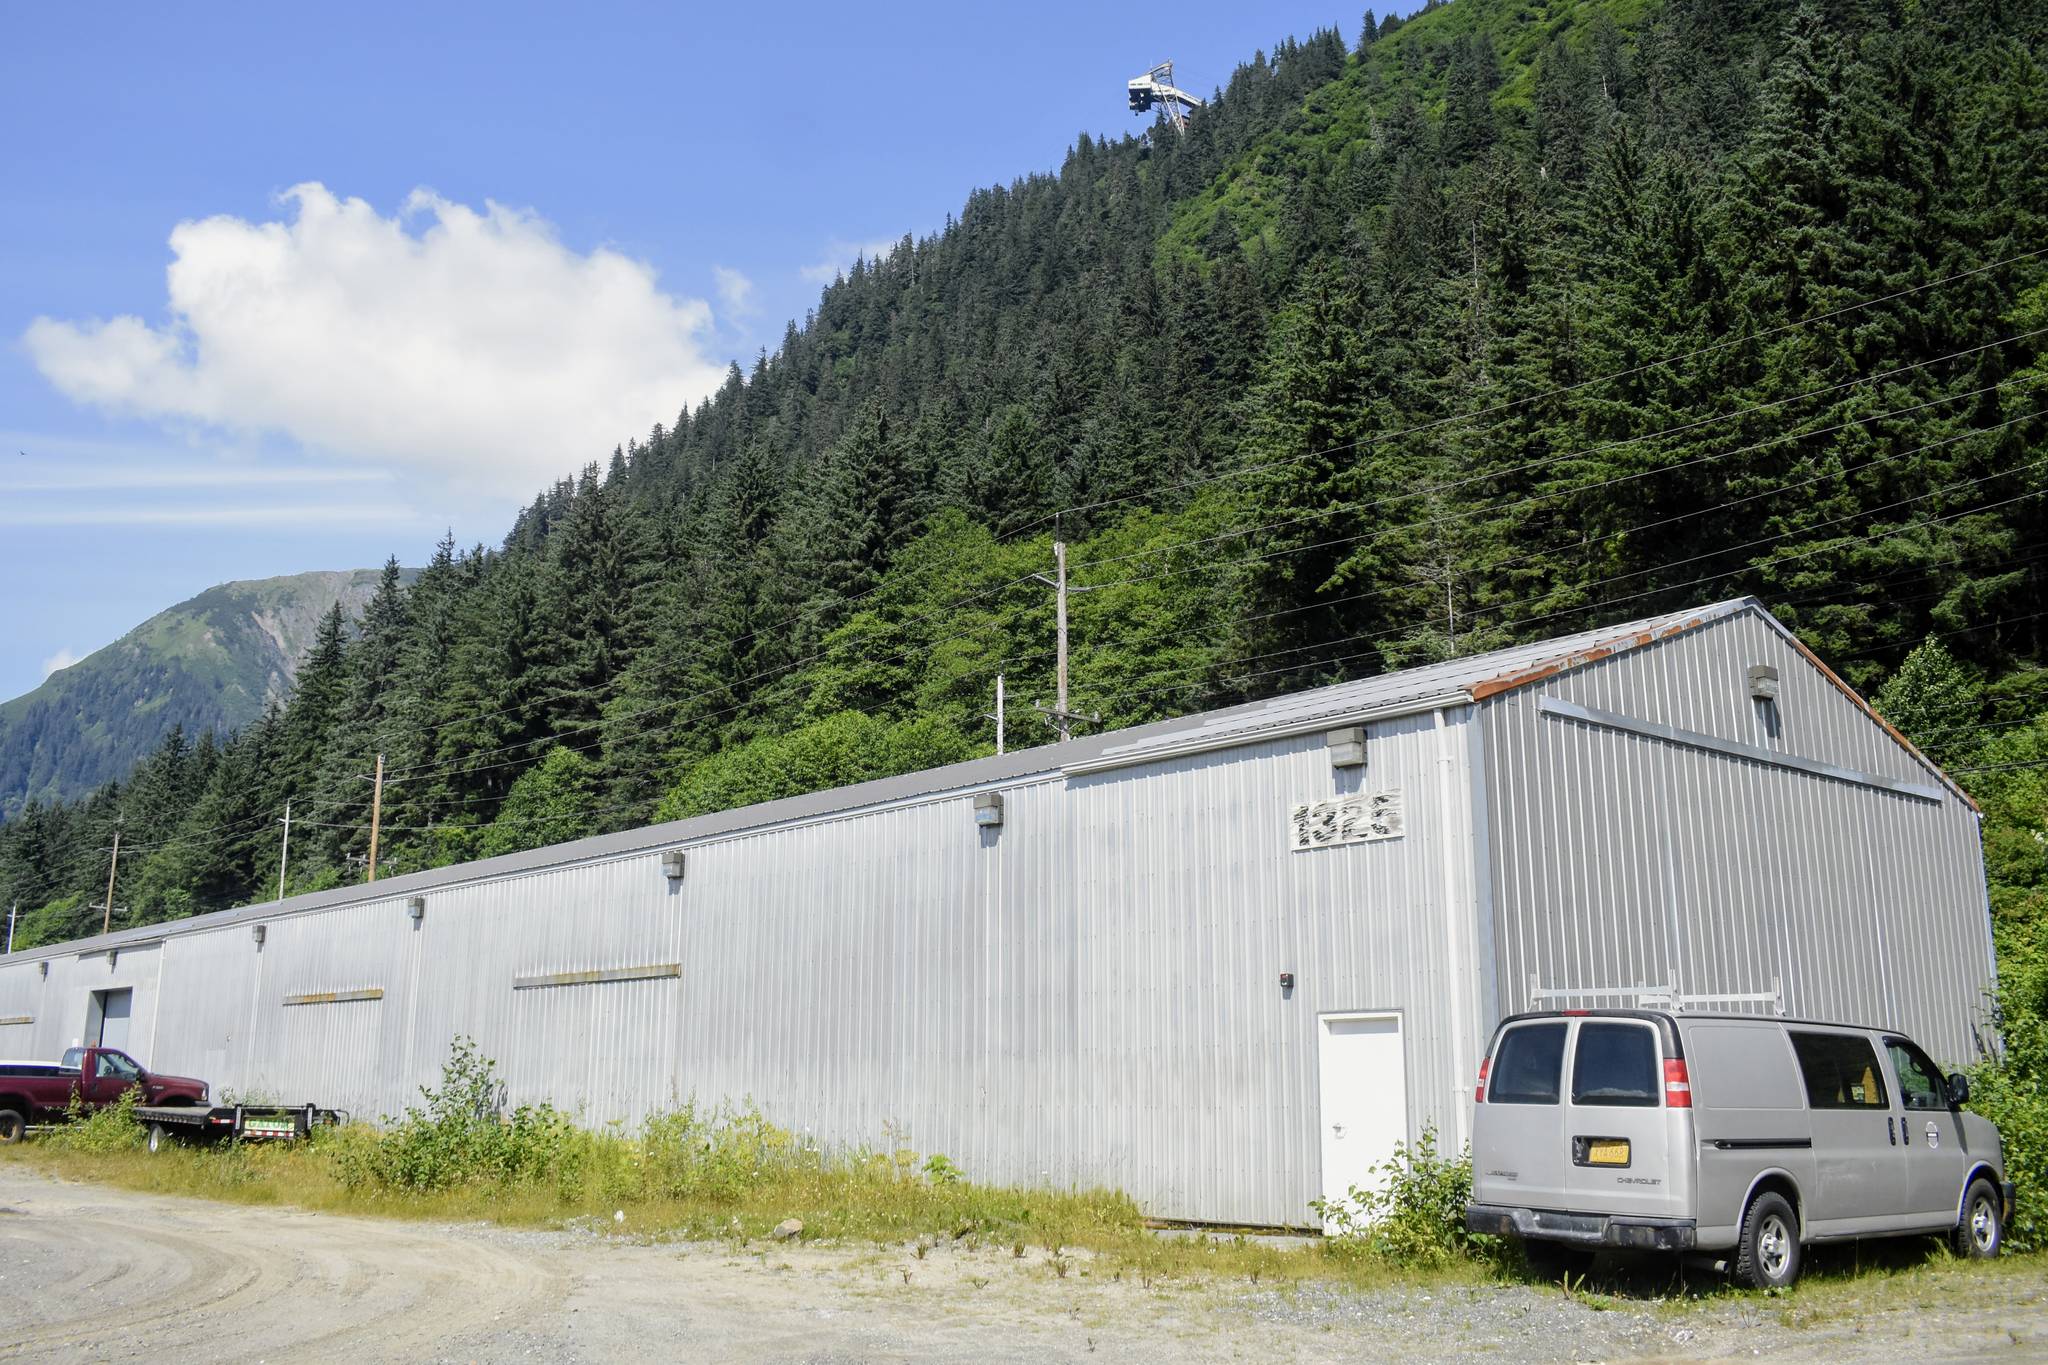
1;1166;2042;1362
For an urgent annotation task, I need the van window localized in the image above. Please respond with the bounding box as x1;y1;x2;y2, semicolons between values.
1572;1022;1660;1106
1885;1038;1947;1111
1490;1022;1567;1104
1790;1031;1889;1110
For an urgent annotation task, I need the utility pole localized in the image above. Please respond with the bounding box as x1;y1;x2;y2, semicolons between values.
1032;541;1099;742
365;754;385;884
983;673;1006;755
101;827;121;936
277;799;292;902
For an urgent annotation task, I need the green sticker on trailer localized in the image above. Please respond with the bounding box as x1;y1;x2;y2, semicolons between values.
242;1115;297;1138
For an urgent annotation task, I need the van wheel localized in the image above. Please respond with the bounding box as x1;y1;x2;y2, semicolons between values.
0;1109;24;1144
1735;1191;1801;1290
146;1122;169;1155
1954;1178;2003;1259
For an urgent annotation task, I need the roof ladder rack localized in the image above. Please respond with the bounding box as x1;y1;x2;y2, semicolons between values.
1529;975;1785;1016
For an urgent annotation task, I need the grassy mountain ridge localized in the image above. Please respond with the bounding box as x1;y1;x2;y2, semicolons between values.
0;569;403;817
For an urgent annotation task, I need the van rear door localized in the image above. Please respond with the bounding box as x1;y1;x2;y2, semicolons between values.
1558;1018;1691;1221
1471;1019;1571;1211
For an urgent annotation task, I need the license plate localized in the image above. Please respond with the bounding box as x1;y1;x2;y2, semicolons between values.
242;1116;296;1139
1586;1139;1630;1166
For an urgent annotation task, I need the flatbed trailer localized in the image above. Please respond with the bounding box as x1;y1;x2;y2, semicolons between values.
136;1102;347;1152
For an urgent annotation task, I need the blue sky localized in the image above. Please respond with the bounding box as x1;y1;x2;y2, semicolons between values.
0;1;1364;699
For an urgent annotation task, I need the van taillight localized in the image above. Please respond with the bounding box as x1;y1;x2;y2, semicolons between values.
1475;1055;1491;1103
1664;1057;1692;1108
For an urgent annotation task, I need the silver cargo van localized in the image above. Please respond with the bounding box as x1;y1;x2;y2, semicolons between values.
1464;1010;2012;1288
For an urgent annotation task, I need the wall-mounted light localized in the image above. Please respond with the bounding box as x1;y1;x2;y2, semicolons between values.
1747;664;1780;701
661;849;687;881
1279;971;1295;993
38;960;49;978
107;949;119;969
973;791;1005;828
251;923;267;947
1326;725;1367;769
407;896;426;926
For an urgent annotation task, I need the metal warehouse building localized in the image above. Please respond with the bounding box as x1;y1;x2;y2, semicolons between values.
0;598;1996;1228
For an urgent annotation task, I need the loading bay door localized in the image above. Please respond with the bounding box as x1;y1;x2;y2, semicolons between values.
91;988;133;1053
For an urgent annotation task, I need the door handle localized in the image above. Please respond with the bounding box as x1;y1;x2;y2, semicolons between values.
1887;1116;1896;1146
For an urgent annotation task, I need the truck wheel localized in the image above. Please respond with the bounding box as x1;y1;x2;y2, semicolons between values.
1953;1178;2003;1259
1735;1191;1801;1290
0;1109;24;1144
146;1122;169;1155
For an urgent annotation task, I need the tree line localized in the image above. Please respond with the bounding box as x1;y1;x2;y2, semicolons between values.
2;0;2044;954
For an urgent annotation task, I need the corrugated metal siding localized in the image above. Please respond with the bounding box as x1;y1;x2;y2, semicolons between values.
0;709;1485;1229
1064;707;1484;1224
0;600;1991;1225
1480;613;1995;1064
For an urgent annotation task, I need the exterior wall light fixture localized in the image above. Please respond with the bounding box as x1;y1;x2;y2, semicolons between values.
1748;664;1781;701
662;849;687;882
1326;726;1367;769
974;792;1005;828
407;896;426;925
251;923;267;947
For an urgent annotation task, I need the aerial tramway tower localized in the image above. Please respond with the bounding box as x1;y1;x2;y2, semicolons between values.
1126;60;1203;135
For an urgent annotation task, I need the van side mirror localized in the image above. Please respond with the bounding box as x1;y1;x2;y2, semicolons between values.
1947;1072;1971;1107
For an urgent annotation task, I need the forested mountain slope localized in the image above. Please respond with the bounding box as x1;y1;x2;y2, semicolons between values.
0;569;400;820
3;0;2044;974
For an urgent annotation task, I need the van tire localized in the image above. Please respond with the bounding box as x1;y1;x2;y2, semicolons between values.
1735;1191;1801;1290
1954;1178;2003;1259
0;1109;24;1144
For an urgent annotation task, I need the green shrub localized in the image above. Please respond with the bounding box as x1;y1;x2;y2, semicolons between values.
1311;1126;1495;1269
40;1085;146;1154
338;1036;573;1191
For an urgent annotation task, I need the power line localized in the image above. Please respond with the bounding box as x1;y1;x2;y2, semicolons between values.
1002;246;2048;540
166;251;2044;766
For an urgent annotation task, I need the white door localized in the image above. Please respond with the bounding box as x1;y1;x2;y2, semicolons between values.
1318;1012;1407;1232
97;990;132;1054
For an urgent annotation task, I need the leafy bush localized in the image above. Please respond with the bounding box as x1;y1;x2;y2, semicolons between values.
40;1085;146;1154
334;1036;573;1191
1311;1126;1495;1269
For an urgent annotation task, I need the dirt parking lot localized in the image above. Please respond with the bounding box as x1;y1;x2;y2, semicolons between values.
2;1165;2044;1362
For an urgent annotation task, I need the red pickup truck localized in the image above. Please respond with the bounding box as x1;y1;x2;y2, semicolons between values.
0;1046;209;1141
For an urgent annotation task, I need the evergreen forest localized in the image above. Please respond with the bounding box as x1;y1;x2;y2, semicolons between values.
4;0;2046;1129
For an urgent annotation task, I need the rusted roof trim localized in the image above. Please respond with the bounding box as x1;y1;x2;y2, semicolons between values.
1466;613;1720;702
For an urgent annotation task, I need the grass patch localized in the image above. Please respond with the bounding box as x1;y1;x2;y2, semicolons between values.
2;1038;2032;1302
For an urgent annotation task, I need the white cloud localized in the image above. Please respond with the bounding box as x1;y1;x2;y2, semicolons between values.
40;647;82;680
799;236;904;284
23;184;731;490
712;265;755;315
